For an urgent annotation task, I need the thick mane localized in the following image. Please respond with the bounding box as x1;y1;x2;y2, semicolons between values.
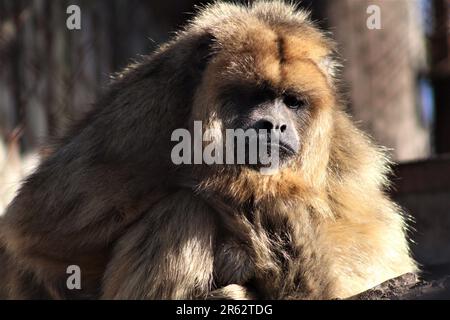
190;1;310;28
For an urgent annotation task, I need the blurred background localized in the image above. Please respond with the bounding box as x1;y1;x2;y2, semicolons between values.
0;0;449;279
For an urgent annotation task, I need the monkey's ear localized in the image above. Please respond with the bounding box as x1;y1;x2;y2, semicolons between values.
188;32;217;75
318;54;340;82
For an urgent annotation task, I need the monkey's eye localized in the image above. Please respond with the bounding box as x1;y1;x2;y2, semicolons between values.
283;94;308;110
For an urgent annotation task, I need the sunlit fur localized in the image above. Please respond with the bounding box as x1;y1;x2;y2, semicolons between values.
0;1;416;299
190;1;417;298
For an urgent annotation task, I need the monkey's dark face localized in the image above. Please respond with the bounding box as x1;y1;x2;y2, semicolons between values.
218;84;306;163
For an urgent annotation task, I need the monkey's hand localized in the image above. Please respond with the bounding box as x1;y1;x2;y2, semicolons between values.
207;284;256;300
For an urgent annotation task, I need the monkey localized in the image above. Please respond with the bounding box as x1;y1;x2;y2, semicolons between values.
0;1;417;299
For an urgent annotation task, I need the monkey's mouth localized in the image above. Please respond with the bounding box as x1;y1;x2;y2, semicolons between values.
240;140;297;170
269;142;297;158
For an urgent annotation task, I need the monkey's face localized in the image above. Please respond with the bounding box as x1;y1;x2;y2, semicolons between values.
219;83;303;162
191;22;337;175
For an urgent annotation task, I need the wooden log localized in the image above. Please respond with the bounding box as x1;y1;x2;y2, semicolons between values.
348;273;450;300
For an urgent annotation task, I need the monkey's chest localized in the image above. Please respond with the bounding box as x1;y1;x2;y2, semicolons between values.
213;225;303;299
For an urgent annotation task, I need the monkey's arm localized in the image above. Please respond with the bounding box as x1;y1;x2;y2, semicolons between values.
102;190;218;299
102;190;258;300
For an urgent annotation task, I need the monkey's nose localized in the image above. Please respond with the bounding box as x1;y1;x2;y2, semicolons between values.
254;118;288;133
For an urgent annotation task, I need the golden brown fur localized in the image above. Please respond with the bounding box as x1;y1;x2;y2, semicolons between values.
0;1;416;299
